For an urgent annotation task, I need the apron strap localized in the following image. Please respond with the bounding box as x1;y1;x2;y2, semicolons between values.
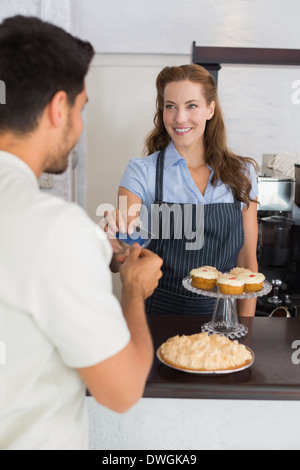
154;149;166;204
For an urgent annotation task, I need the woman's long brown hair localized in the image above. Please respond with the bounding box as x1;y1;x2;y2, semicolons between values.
144;64;258;207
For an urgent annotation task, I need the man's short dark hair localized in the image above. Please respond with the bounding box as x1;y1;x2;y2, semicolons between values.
0;15;95;134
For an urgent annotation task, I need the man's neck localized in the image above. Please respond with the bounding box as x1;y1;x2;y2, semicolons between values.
0;132;44;179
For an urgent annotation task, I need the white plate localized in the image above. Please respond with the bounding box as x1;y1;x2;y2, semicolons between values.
156;345;255;375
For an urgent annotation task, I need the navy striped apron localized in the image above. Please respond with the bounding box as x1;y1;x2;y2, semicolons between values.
146;149;244;315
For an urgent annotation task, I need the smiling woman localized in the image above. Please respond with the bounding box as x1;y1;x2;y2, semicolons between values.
144;65;258;205
110;64;259;317
163;81;215;165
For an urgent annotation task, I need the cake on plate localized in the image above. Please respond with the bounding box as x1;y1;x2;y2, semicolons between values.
159;332;253;371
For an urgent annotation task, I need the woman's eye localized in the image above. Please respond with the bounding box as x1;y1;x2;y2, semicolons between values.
165;104;175;109
188;104;197;109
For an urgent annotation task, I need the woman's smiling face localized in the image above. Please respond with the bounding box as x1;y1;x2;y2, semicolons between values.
163;80;215;154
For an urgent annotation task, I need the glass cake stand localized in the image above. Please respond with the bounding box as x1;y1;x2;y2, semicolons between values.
182;277;272;339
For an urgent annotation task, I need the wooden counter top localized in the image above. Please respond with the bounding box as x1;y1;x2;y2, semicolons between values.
144;315;300;401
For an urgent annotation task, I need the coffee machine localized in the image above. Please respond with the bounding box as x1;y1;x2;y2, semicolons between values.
256;156;300;317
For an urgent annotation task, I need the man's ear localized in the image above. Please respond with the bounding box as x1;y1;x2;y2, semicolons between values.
48;91;68;128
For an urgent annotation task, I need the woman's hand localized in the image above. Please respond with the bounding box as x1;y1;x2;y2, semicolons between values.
99;188;143;272
99;209;140;272
99;209;130;253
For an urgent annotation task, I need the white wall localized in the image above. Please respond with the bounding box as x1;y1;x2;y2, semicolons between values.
86;56;300;222
83;0;300;227
87;397;300;450
81;0;300;53
1;0;299;214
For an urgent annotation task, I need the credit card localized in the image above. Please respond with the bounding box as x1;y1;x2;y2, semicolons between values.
116;226;155;247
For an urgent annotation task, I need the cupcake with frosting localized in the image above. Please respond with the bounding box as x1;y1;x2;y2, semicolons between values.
190;266;220;290
217;273;245;295
236;272;265;292
230;267;252;277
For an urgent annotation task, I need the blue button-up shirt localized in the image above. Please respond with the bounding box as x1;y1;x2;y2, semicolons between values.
120;140;258;209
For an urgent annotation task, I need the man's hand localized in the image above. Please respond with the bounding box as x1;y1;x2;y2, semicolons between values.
119;244;163;300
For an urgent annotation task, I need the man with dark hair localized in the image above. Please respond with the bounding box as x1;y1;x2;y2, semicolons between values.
0;16;162;450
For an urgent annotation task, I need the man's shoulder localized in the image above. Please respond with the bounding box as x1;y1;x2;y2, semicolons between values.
34;192;110;259
21;190;107;260
31;191;92;230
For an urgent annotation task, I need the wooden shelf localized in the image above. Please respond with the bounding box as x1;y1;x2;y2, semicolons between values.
193;42;300;67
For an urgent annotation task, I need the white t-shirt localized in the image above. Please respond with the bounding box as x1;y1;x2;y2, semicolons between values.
0;151;130;450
